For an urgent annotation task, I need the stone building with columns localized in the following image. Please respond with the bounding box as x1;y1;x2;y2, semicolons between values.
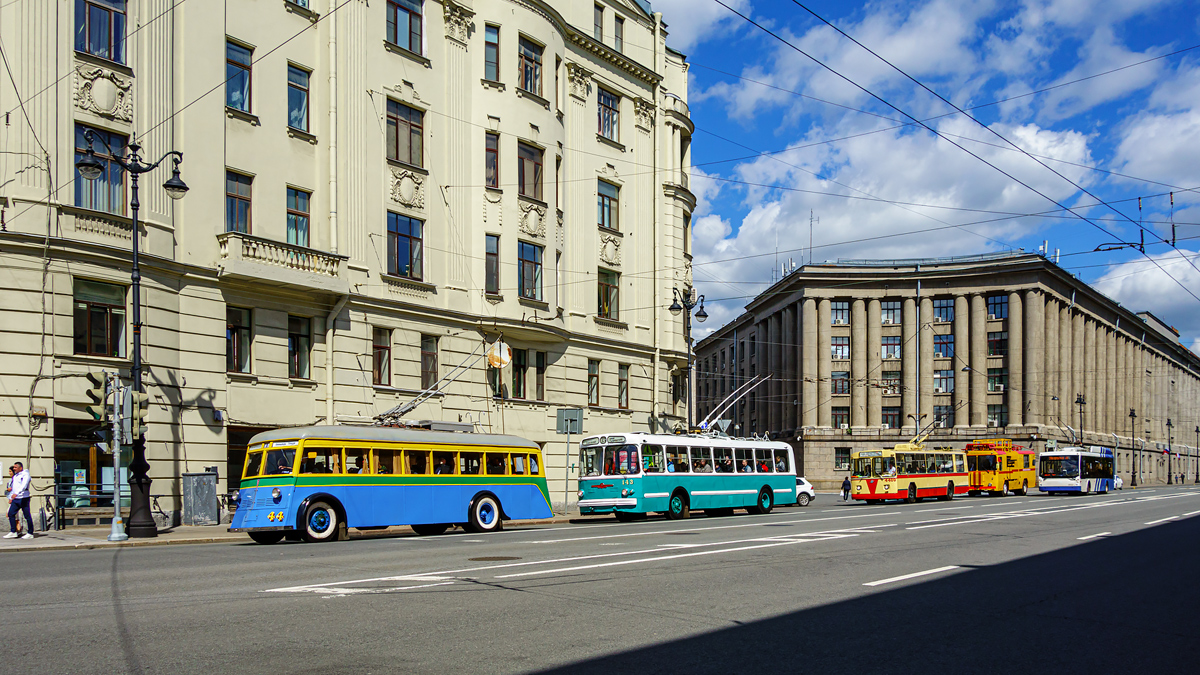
695;252;1200;489
0;0;695;525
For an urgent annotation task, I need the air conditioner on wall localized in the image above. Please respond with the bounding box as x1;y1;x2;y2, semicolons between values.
883;318;894;324
996;384;1005;392
988;421;999;427
840;423;849;430
988;313;996;320
934;352;943;359
934;387;944;394
834;318;845;325
881;423;890;429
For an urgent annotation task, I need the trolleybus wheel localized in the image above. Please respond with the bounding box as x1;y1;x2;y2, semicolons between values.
1015;480;1028;496
747;488;774;515
1003;481;1011;497
302;501;339;543
905;485;918;504
940;482;954;501
466;494;504;533
667;491;690;520
411;523;450;536
797;493;811;507
248;531;285;545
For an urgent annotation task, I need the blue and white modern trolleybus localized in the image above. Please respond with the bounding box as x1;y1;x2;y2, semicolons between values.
576;432;797;520
1038;446;1115;494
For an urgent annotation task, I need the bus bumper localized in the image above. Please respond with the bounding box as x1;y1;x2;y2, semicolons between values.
578;497;637;514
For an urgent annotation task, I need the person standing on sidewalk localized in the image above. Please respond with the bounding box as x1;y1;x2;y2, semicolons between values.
841;476;851;502
5;463;34;540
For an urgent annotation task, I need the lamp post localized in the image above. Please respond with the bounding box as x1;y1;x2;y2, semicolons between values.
1166;418;1173;484
1129;409;1137;487
668;287;706;433
1194;426;1198;484
76;131;187;538
1075;393;1086;444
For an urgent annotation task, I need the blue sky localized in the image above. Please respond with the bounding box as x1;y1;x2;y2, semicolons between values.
652;0;1200;347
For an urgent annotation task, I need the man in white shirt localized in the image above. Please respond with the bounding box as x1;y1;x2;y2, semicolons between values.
5;463;34;539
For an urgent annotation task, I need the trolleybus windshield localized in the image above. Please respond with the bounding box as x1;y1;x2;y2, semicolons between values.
966;455;997;471
581;444;640;476
1040;455;1079;478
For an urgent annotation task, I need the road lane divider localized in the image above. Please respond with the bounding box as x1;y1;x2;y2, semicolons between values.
1076;532;1111;540
1145;516;1179;525
863;566;961;587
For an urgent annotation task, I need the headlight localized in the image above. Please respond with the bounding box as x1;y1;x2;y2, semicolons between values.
621;489;630;497
271;488;282;501
578;490;584;498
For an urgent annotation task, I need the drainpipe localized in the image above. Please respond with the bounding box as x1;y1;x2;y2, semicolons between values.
650;11;663;432
328;3;339;254
326;295;349;425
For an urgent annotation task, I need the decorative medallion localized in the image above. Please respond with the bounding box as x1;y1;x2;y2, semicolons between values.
390;168;426;209
74;65;133;121
518;200;547;239
600;234;622;267
635;97;654;130
567;62;592;100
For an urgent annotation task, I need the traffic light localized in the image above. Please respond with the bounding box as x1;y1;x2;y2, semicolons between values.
85;371;109;421
125;388;151;440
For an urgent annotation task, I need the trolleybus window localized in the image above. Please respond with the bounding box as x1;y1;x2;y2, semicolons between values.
432;451;455;474
968;455;997;472
346;449;369;474
581;446;603;477
486;453;508;475
736;448;754;472
643;445;664;473
460;452;482;475
301;448;340;474
375;449;402;475
1040;456;1078;478
666;447;689;473
512;454;526;475
691;447;713;472
714;447;734;472
755;448;774;473
529;454;540;475
263;448;296;475
402;450;426;475
603;445;639;475
774;449;790;472
956;455;965;472
244;451;263;478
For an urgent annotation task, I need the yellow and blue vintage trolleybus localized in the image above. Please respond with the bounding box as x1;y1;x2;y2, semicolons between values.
576;432;797;519
230;425;552;543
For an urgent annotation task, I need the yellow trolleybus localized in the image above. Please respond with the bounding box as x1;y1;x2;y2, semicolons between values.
850;434;968;503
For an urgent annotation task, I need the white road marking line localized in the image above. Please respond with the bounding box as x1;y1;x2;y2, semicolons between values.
906;499;1123;530
517;511;894;545
1076;532;1111;540
265;576;455;594
494;539;816;579
863;566;961;587
1145;516;1179;525
1182;510;1200;517
598;543;622;546
914;506;974;513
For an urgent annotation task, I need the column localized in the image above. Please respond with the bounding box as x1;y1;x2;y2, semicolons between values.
1059;306;1073;435
902;297;918;429
1085;319;1097;437
1097;326;1110;435
817;299;831;428
802;298;818;428
1024;290;1044;427
1073;312;1085;436
767;314;781;433
970;294;987;427
782;304;797;432
953;295;970;427
1116;335;1127;435
852;300;868;428
1044;298;1059;426
919;297;934;428
1008;291;1023;427
867;299;882;427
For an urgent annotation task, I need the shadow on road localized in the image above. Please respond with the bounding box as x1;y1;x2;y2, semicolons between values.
533;515;1199;675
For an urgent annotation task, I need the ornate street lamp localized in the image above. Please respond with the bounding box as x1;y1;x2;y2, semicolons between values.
1075;393;1086;442
1166;418;1173;485
1194;426;1198;484
668;287;706;432
77;131;187;539
1129;409;1138;487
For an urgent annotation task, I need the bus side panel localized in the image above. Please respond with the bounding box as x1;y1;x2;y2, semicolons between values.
640;474;669;513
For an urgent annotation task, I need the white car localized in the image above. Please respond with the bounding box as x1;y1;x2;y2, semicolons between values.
1114;475;1124;490
795;477;816;507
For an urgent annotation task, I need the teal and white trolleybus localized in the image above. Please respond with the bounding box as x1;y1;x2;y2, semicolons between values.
576;432;797;520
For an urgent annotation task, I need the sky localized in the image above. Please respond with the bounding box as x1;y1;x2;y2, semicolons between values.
650;0;1200;349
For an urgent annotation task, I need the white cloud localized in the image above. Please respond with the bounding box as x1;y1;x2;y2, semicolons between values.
1093;250;1200;344
654;0;753;52
1113;109;1200;198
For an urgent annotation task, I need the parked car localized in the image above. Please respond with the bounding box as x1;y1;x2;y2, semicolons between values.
795;477;816;507
1114;475;1124;490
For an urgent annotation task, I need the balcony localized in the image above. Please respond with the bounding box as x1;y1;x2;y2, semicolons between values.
216;232;349;294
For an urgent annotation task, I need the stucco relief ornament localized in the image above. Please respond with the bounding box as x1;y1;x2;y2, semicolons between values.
600;234;622;267
390;168;426;209
567;63;592;100
74;65;133;121
684;261;693;286
635;98;654;129
443;1;473;44
519;200;547;239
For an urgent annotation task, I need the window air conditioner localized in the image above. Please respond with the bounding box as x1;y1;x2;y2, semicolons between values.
996;384;1005;392
934;352;943;359
881;423;890;430
883;318;893;324
988;313;996;320
988;420;999;427
934;386;944;394
840;423;849;430
834;318;845;325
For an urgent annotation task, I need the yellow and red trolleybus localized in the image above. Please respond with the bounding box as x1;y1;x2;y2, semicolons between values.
850;434;968;503
965;438;1036;496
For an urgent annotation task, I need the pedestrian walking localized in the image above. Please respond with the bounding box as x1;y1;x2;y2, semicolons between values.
841;476;851;502
5;462;34;539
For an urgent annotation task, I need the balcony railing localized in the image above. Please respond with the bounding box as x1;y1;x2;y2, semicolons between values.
217;231;345;277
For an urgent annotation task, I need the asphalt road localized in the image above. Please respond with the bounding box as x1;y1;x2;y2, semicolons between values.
4;486;1199;674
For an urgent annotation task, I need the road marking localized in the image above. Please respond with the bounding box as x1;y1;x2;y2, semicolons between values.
863;566;960;587
1145;516;1179;525
517;511;893;545
914;506;973;513
1076;532;1111;540
265;576;456;596
1182;510;1200;517
906;499;1122;530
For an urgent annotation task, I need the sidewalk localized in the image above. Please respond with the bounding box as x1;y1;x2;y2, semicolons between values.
0;513;583;553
